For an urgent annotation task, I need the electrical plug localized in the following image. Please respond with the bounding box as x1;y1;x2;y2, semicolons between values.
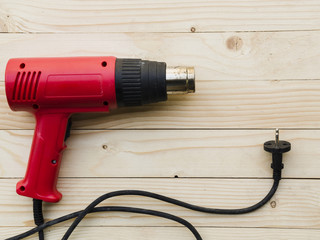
264;129;291;181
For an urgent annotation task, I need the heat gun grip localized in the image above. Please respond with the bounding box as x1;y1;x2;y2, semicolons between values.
16;111;71;202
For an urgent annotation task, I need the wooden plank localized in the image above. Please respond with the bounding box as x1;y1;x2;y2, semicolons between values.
1;79;320;129
2;227;320;240
0;32;320;81
0;0;320;33
0;129;319;178
0;178;319;228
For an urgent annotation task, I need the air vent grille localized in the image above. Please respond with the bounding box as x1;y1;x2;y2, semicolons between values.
12;71;41;101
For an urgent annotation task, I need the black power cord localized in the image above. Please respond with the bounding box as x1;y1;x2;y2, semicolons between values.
33;199;44;240
7;206;203;240
7;131;291;240
7;182;277;240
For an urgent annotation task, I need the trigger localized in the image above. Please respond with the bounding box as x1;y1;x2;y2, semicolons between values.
64;118;72;141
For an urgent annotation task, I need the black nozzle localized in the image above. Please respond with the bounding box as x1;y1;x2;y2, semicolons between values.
115;58;167;107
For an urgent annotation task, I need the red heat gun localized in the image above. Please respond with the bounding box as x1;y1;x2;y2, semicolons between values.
5;56;195;203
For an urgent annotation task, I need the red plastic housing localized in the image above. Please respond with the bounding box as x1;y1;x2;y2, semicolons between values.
5;57;117;202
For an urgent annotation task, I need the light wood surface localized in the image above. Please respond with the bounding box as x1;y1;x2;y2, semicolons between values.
2;227;320;240
0;0;320;32
0;129;319;178
0;32;320;81
1;178;319;228
0;1;319;240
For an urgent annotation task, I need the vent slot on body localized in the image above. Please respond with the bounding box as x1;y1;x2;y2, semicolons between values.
12;71;41;101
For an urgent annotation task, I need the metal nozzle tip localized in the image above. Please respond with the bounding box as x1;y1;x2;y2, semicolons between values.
166;67;195;94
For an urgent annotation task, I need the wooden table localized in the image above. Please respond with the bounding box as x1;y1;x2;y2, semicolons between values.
1;0;320;239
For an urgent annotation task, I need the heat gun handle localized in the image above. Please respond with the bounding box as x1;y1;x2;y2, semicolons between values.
16;111;71;202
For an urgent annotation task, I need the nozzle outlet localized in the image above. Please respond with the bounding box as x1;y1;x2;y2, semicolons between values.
166;67;195;94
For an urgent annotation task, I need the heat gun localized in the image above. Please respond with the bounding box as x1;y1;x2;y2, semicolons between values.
5;58;292;240
5;56;195;203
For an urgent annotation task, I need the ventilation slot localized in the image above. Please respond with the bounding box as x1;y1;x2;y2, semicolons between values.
12;71;41;101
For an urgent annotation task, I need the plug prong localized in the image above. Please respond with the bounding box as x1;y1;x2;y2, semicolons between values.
275;128;279;146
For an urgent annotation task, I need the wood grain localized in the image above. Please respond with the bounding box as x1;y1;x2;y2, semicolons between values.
0;0;320;33
0;129;319;178
0;32;320;81
1;79;320;129
0;178;319;228
2;227;320;240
